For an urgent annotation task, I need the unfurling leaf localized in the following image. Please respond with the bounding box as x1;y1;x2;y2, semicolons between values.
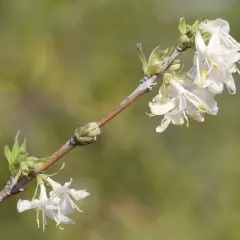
179;17;187;35
137;43;148;73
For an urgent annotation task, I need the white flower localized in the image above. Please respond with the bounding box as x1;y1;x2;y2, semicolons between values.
200;19;240;51
194;29;240;93
193;52;237;94
47;178;89;215
149;78;218;132
17;183;73;231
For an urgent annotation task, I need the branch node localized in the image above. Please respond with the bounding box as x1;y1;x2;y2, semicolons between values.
70;136;78;146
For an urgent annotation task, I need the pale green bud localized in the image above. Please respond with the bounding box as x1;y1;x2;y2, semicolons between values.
74;122;101;145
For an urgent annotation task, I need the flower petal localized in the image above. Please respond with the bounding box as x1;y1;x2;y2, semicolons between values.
149;100;174;115
17;200;33;212
195;32;206;53
69;189;90;201
156;117;171;133
57;215;75;225
59;196;75;215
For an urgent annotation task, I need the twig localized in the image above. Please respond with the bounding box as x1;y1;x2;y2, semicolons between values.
0;45;184;201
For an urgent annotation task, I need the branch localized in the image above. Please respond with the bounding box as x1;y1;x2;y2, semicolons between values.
0;45;184;202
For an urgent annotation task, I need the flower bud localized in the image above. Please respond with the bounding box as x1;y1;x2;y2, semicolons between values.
74;122;101;145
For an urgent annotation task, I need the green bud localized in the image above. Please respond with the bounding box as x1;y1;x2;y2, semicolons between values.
167;63;181;72
178;35;191;49
74;122;101;145
166;59;181;72
21;164;30;176
163;73;173;85
177;18;202;49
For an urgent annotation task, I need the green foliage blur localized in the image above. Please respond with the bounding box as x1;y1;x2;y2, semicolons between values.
0;0;240;239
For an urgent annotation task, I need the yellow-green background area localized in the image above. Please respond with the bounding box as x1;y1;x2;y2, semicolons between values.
0;0;239;239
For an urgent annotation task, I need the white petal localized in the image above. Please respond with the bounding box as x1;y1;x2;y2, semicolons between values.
156;117;171;133
192;114;204;122
195;32;206;53
206;29;221;55
47;178;61;190
149;100;174;115
17;200;33;212
207;80;224;94
190;86;218;114
59;196;75;215
57;215;75;225
224;74;236;93
201;19;230;34
39;184;48;201
169;79;185;95
187;111;204;122
167;111;185;125
69;189;90;200
214;19;230;33
63;179;72;188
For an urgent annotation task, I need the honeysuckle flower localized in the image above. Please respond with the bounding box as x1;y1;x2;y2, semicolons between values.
149;78;218;132
194;29;240;93
193;52;237;94
17;183;73;231
200;19;240;51
47;177;89;215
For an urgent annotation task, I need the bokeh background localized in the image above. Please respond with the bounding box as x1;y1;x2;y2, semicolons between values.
0;0;240;239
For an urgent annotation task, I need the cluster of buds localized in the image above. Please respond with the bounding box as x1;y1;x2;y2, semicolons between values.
147;18;239;132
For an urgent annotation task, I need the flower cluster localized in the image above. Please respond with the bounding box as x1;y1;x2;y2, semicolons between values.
17;177;89;231
149;19;240;132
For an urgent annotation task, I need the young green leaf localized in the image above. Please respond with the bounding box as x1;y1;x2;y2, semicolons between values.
137;43;148;73
179;17;187;35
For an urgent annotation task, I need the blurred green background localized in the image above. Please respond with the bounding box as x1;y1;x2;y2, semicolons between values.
0;0;240;239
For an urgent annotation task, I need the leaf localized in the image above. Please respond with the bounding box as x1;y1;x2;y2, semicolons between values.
137;43;148;73
179;17;187;35
20;138;27;152
146;64;161;76
148;46;165;67
4;145;12;165
12;132;21;163
13;168;22;183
